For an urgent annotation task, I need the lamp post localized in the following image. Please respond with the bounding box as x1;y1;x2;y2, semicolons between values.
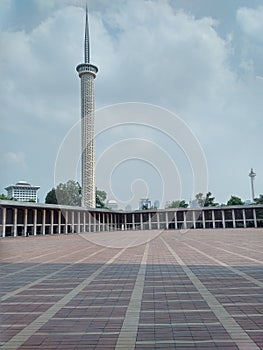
249;168;256;201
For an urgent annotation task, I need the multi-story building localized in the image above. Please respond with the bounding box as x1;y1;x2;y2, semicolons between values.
5;181;40;203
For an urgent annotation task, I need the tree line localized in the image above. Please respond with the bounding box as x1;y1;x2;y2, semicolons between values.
166;192;263;209
1;180;263;208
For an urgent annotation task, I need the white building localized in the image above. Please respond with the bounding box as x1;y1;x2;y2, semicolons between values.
5;181;40;203
107;199;118;210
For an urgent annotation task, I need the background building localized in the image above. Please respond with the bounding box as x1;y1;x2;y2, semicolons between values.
106;199;118;210
139;198;151;210
5;181;40;203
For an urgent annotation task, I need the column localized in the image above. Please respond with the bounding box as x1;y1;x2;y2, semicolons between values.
165;212;169;230
242;209;247;228
71;211;75;233
50;210;54;234
65;211;68;234
124;213;127;231
132;213;135;230
42;209;46;235
33;209;37;235
212;210;216;229
2;207;6;238
24;208;28;236
221;209;226;229
102;213;105;232
192;211;196;229
157;212;160;230
148;212;152;230
174;211;178;230
77;212;81;233
232;209;236;228
140;213;143;230
13;208;17;237
253;208;257;228
202;210;206;229
83;211;86;232
58;210;61;234
183;211;187;230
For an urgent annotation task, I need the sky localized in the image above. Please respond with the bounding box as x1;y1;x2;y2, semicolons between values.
1;0;263;209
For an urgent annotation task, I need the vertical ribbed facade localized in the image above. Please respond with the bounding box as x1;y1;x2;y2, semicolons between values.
76;8;98;208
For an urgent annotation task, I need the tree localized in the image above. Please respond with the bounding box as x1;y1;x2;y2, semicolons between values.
166;200;188;208
45;182;107;208
255;194;263;205
195;192;218;207
45;180;81;206
45;188;58;204
227;196;244;206
96;188;107;208
0;194;13;200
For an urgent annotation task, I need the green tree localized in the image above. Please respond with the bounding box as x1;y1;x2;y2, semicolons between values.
166;200;188;208
45;180;81;206
195;192;218;207
96;188;107;208
45;182;107;207
45;188;58;204
255;194;263;205
227;196;244;206
0;194;13;200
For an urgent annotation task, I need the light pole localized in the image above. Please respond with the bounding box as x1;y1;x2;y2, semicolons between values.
249;168;256;201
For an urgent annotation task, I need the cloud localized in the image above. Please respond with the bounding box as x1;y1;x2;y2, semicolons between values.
0;1;262;204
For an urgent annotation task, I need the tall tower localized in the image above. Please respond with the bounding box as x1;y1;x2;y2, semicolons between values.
76;6;98;207
249;168;256;201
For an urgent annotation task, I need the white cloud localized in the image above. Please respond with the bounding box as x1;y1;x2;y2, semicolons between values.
0;1;262;204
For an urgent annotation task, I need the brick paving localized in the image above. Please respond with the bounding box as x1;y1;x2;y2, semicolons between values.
1;228;263;349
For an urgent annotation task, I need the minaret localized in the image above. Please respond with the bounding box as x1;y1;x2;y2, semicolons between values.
76;6;98;208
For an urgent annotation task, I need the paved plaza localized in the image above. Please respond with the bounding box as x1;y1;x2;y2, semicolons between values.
1;229;263;349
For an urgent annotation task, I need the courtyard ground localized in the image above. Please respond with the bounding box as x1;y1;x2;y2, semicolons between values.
1;228;263;349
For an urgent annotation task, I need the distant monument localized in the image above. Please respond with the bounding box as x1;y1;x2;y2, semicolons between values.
249;168;256;201
76;6;98;208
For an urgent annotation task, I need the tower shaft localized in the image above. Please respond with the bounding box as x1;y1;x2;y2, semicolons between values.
76;8;98;208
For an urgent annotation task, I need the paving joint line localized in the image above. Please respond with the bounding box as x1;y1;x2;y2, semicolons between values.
161;237;260;350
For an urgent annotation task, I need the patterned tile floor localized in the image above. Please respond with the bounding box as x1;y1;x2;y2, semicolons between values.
1;228;263;349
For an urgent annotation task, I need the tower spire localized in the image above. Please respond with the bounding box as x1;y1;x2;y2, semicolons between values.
84;4;90;64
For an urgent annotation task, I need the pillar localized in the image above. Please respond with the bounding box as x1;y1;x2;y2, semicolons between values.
165;212;169;230
140;213;143;230
2;207;6;238
212;210;216;229
242;209;247;228
24;208;28;236
148;212;152;230
253;208;257;228
13;208;17;237
65;211;68;234
42;209;46;235
174;211;178;230
192;211;196;229
77;211;81;233
132;213;135;230
183;211;187;229
58;210;61;234
33;209;37;235
157;212;160;230
51;210;54;234
202;210;206;229
71;211;75;233
222;209;226;229
232;209;236;228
